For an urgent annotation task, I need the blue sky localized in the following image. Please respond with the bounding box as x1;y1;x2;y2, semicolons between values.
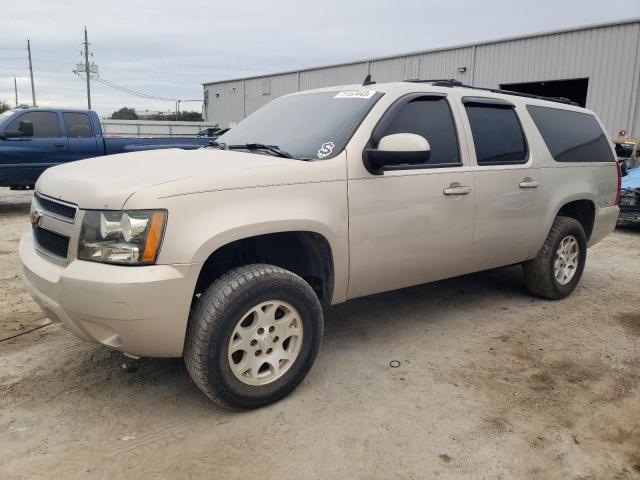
1;0;638;116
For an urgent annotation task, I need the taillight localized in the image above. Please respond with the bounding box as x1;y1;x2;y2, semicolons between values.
615;161;622;206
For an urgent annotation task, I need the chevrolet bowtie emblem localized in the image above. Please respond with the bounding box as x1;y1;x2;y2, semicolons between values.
30;209;43;227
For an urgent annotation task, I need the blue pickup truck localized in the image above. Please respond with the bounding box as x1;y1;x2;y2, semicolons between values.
0;107;211;189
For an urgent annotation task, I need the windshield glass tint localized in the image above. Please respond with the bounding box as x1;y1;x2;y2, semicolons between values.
615;144;634;158
218;90;382;159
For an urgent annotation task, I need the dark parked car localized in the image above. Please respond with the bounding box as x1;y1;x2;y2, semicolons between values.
0;107;211;189
618;166;640;225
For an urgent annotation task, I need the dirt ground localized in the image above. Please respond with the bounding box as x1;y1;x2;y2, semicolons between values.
1;186;639;480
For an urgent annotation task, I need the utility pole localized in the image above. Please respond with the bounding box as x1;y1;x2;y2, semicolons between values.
27;39;36;106
14;77;19;107
83;27;91;110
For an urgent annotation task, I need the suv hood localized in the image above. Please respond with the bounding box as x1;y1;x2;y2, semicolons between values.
36;148;299;209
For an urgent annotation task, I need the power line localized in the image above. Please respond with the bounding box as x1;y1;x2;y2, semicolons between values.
77;72;200;103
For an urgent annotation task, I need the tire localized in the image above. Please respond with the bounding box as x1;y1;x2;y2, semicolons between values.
183;264;323;410
522;216;587;300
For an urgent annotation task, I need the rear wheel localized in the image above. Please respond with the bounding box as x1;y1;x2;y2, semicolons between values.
183;264;323;409
522;216;587;300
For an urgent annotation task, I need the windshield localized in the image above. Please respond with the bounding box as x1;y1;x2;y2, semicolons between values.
0;109;16;126
217;90;383;160
615;143;634;158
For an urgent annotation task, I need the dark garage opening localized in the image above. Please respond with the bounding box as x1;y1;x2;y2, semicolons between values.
500;78;589;107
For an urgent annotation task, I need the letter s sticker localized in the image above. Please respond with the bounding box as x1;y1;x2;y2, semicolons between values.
317;141;335;159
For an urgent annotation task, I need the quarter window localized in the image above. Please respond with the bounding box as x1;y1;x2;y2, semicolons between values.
6;112;61;138
63;113;93;138
464;102;527;165
527;105;615;163
381;96;460;165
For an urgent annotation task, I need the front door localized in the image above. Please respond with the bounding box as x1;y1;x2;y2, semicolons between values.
347;95;476;299
1;111;68;185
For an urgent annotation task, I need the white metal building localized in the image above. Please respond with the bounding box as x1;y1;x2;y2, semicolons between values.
203;18;640;137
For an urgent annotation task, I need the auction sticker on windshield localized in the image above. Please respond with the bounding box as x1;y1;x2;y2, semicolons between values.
333;90;376;99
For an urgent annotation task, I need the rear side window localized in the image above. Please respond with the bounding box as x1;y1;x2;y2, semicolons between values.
63;113;93;138
381;96;460;165
527;106;615;163
464;102;527;165
6;112;61;138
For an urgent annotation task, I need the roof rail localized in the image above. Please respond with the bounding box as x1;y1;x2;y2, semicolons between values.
404;78;580;106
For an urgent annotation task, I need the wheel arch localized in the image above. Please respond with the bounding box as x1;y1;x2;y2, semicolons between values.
554;198;596;242
193;226;336;306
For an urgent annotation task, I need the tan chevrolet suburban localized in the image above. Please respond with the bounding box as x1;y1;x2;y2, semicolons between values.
19;80;621;409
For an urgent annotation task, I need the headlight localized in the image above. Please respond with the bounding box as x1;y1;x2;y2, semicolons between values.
78;210;167;265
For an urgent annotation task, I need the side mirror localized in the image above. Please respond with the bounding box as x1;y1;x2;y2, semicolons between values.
364;133;431;174
0;120;34;140
19;121;34;137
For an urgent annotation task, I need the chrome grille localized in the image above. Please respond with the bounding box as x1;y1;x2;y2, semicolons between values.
33;226;70;260
34;192;77;222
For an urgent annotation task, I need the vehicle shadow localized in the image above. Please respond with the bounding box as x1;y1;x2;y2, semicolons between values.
7;264;529;421
616;224;640;233
323;266;527;340
74;266;527;410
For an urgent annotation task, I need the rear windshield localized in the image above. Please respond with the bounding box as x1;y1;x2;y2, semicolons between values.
218;90;383;160
526;105;614;163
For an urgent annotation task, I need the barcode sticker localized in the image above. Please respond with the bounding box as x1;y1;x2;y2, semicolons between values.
333;90;376;99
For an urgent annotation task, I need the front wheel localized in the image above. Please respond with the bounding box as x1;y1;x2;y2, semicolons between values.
183;264;323;409
522;216;587;300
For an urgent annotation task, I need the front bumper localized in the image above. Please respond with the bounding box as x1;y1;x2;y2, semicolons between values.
19;231;201;357
618;208;640;224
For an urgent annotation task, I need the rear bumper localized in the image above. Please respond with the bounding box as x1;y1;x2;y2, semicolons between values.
19;231;201;357
588;205;619;247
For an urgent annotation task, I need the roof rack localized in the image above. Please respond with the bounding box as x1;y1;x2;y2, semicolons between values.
404;78;579;106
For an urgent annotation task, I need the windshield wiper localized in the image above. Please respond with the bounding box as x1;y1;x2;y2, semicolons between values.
227;143;292;159
207;140;228;150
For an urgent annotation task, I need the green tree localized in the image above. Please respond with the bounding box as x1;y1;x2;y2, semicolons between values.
0;101;10;114
146;111;203;121
110;107;138;120
177;111;204;121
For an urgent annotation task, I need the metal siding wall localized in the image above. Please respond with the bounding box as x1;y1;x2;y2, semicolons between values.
203;21;640;136
204;80;245;128
631;25;640;137
418;47;474;83
369;57;407;82
299;62;369;90
473;23;640;136
244;72;299;116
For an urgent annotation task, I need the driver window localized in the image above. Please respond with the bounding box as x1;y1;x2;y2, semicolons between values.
381;97;461;165
6;112;61;138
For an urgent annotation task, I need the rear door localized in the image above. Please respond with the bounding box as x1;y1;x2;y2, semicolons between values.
1;111;68;185
460;97;544;270
62;112;100;161
347;94;476;298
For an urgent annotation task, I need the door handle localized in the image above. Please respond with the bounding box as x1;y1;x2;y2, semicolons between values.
54;143;66;148
519;177;539;189
443;183;471;196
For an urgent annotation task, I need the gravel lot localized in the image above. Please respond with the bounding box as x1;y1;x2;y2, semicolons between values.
1;186;639;479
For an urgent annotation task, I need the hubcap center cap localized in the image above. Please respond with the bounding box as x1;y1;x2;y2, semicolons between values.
258;333;274;350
